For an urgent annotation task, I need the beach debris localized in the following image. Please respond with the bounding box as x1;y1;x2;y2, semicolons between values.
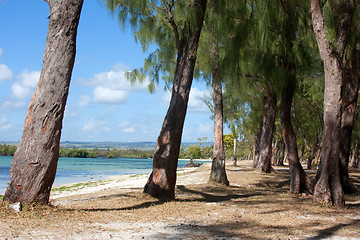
9;202;22;212
184;159;202;167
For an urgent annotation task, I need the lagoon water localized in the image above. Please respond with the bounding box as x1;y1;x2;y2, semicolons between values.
0;156;192;195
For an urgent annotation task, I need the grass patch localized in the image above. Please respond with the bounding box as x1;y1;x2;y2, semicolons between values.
0;195;3;201
51;180;108;193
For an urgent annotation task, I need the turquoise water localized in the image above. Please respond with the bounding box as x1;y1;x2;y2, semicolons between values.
0;156;193;195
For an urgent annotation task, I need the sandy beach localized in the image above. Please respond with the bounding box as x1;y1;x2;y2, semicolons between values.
1;161;360;239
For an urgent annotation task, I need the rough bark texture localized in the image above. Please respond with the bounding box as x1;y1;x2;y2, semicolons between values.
311;0;355;208
339;36;360;193
143;0;208;200
253;85;276;173
277;140;285;166
233;135;238;166
208;0;228;185
4;0;83;204
339;71;359;193
280;87;313;194
209;68;229;185
351;139;359;168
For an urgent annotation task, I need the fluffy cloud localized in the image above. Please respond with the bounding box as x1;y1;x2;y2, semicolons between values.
79;63;151;104
78;95;91;107
162;87;210;112
123;127;135;133
82;119;109;132
0;117;12;132
0;64;12;82
93;87;128;104
11;70;40;100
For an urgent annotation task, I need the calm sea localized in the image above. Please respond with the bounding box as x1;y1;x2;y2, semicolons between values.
0;156;192;195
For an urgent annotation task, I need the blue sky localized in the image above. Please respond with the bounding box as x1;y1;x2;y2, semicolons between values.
0;0;226;143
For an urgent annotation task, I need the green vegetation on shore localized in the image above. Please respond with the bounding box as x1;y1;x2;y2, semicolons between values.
0;144;16;156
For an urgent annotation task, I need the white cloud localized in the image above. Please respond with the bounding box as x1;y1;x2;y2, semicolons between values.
0;48;3;58
198;123;212;136
161;87;210;112
17;70;40;88
0;117;12;131
79;63;151;104
1;100;26;108
78;95;91;107
188;87;211;112
11;82;33;99
9;70;40;100
123;127;135;133
93;87;128;104
82;119;109;131
0;64;12;82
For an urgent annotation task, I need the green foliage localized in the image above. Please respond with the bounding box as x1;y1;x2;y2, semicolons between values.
105;0;207;89
0;144;17;156
58;148;153;159
179;141;213;159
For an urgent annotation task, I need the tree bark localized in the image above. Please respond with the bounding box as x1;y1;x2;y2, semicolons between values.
233;135;238;166
280;86;313;194
253;84;276;173
277;139;285;166
339;71;359;193
4;0;83;204
351;139;359;168
253;120;262;167
209;20;229;185
144;0;208;200
310;0;355;208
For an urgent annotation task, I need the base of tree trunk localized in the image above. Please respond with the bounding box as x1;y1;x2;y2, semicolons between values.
143;172;175;202
209;155;229;185
289;162;314;195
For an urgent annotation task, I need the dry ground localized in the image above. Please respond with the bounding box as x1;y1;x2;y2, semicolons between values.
1;161;360;239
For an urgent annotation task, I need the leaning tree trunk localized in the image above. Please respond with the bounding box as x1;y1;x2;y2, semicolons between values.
310;0;355;208
253;84;276;173
339;37;360;193
144;0;207;201
4;0;83;204
280;85;313;194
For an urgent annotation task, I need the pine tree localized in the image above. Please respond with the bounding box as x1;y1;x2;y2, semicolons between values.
106;0;208;200
310;0;355;208
4;0;83;204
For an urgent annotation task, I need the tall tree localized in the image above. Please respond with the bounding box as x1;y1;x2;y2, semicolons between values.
310;0;355;208
107;0;208;200
4;0;83;204
339;17;360;193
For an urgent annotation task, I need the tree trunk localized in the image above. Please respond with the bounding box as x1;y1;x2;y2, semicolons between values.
253;84;276;173
310;0;355;208
280;86;313;194
351;139;359;168
144;0;208;200
233;135;238;166
271;140;278;166
253;120;262;167
339;35;360;193
339;72;359;193
277;139;285;166
4;0;83;204
209;21;229;185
